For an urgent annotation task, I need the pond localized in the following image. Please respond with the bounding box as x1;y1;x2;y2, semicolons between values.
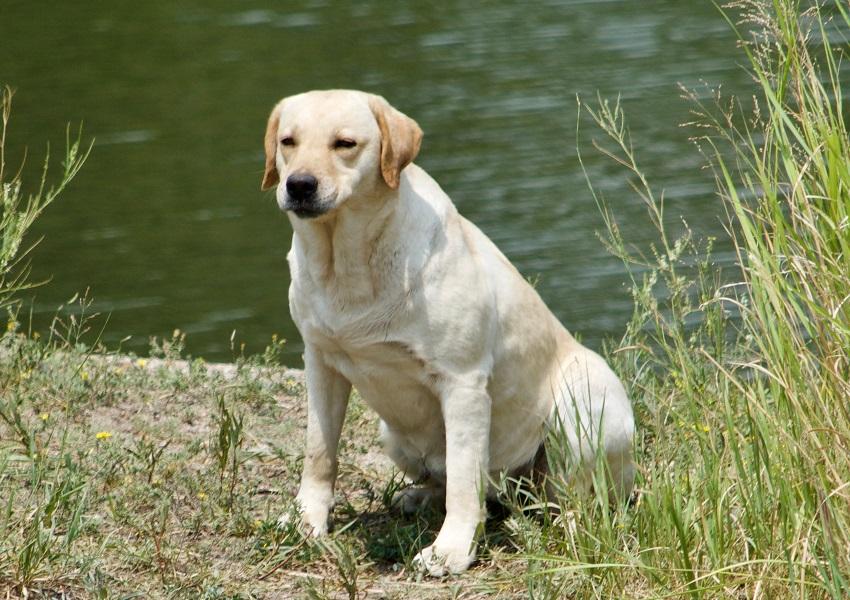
1;0;752;366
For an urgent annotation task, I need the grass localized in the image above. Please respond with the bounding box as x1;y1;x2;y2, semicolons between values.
1;319;460;598
2;0;850;597
0;86;89;311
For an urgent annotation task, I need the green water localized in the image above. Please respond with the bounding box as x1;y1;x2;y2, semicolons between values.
1;0;750;365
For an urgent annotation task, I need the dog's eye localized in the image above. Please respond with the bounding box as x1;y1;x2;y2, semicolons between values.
281;137;295;147
334;138;357;149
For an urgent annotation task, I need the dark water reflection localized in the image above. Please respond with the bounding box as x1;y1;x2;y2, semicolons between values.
1;0;752;365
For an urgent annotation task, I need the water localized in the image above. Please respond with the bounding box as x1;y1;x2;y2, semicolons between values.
1;0;752;366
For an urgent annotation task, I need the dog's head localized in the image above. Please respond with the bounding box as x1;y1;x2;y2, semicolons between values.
261;90;423;220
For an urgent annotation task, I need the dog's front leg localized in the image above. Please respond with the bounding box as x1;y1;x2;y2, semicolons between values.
292;346;351;536
414;383;491;576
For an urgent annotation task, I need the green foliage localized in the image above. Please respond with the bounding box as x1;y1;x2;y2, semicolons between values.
212;394;245;510
0;86;90;310
510;1;850;597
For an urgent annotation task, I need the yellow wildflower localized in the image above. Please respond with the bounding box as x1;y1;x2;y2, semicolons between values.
95;431;112;440
6;320;16;332
80;371;90;382
40;413;49;421
197;492;207;501
135;358;148;368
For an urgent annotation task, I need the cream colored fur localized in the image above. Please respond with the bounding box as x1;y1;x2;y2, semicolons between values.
261;89;635;577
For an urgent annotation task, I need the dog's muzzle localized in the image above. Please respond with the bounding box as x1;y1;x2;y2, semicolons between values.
283;173;326;218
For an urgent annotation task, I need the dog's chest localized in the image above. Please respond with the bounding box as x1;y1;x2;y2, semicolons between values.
294;289;438;420
294;286;421;369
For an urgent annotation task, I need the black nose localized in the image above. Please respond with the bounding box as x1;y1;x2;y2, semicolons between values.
286;174;318;201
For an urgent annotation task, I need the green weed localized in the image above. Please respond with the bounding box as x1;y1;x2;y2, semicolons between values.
212;394;245;510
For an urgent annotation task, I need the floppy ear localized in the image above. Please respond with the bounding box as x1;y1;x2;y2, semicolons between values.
261;102;284;191
368;95;423;189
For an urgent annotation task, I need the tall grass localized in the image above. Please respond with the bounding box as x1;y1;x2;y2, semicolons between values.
0;87;92;596
0;86;89;311
509;1;850;597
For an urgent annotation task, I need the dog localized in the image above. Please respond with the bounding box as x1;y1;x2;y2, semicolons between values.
261;89;635;576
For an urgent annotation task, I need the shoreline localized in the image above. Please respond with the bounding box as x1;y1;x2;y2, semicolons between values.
88;352;306;385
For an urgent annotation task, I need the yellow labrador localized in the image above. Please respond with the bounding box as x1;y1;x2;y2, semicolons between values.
261;90;635;576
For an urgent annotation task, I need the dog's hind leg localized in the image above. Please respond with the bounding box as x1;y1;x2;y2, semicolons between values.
392;482;446;515
545;351;636;503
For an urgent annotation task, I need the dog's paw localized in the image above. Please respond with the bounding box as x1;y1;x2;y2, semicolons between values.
412;542;475;577
392;485;443;515
277;496;331;537
277;511;329;537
